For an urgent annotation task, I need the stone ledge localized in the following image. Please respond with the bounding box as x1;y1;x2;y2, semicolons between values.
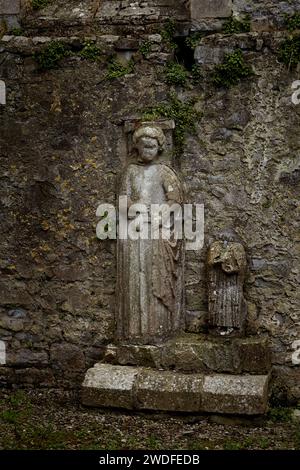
82;364;269;415
104;334;271;375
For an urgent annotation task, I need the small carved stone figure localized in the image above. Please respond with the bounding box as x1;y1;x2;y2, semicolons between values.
116;124;184;345
207;230;247;336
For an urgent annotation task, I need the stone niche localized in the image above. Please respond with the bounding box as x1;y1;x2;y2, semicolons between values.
82;122;272;416
190;0;232;19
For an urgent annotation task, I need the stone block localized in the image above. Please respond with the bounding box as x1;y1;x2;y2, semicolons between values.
202;374;269;415
136;369;203;412
82;364;138;409
236;337;271;374
161;338;239;373
194;45;232;65
116;344;161;368
190;0;232;20
0;0;20;15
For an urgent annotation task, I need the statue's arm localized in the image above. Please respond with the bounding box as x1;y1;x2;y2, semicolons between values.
162;167;183;205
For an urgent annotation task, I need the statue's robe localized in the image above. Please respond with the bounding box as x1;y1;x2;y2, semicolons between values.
116;162;184;345
207;241;247;332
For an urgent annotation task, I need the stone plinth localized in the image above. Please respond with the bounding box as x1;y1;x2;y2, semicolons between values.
202;375;269;415
82;364;138;409
103;334;271;375
82;364;269;415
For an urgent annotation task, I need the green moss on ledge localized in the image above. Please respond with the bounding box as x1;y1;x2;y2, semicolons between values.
213;49;254;88
142;92;202;157
35;42;70;70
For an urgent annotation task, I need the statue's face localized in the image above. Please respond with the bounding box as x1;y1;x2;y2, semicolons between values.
137;136;159;162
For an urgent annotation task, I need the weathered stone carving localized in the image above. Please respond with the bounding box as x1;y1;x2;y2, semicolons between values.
207;230;247;336
116;124;184;345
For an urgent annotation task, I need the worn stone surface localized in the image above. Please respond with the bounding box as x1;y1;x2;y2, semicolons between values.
136;369;203;412
82;364;138;409
202;374;269;414
101;334;271;374
82;364;269;414
0;3;299;401
190;0;232;19
194;45;233;65
0;0;20;15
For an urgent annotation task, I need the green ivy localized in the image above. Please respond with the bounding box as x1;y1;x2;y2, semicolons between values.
161;19;177;50
79;41;101;61
11;28;24;36
213;49;254;88
35;42;70;70
142;92;202;157
278;35;300;69
106;58;134;80
185;32;202;50
223;14;251;34
139;40;153;58
285;13;300;32
164;62;188;86
32;0;50;10
191;64;202;84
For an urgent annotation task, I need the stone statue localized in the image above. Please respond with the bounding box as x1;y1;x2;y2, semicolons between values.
207;230;247;336
116;124;184;345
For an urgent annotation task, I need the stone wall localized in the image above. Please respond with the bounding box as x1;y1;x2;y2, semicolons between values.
0;1;299;402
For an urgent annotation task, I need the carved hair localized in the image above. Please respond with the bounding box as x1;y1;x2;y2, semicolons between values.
132;125;166;149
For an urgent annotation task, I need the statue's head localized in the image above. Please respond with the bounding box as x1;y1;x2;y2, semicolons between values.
133;125;166;163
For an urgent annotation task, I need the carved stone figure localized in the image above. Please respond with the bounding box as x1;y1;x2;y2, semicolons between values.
116;124;184;345
207;230;247;336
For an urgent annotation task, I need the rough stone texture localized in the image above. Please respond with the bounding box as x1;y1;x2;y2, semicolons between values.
136;369;203;412
0;0;20;15
82;364;138;409
202;374;269;414
194;45;233;65
103;334;271;374
0;2;299;402
190;0;233;19
82;364;269;414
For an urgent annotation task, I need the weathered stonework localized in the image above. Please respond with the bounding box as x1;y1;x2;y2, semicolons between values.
81;364;269;414
190;0;233;20
0;1;299;406
0;0;20;15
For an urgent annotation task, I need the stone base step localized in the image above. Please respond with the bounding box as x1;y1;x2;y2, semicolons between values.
103;334;271;375
82;364;269;415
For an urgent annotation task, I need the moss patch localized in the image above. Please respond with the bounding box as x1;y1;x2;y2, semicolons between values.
142;92;202;157
285;13;300;32
213;49;254;88
164;62;188;87
79;41;102;61
223;14;251;34
278;35;300;69
34;42;70;70
32;0;50;10
106;58;134;80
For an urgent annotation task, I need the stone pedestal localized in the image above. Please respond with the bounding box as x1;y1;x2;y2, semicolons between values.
82;363;269;415
82;334;271;415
